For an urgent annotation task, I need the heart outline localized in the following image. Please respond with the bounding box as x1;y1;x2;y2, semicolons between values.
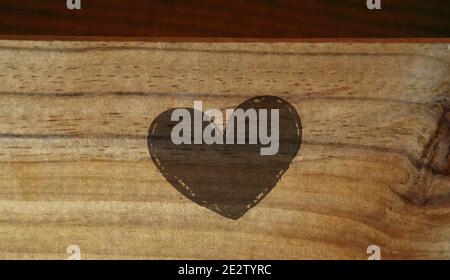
148;96;302;219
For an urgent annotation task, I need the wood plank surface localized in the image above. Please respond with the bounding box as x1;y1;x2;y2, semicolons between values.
0;0;449;38
0;41;449;259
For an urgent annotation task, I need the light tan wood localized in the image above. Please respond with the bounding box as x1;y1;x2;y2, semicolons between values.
0;41;448;259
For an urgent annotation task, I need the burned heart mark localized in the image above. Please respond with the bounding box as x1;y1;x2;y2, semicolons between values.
147;96;302;219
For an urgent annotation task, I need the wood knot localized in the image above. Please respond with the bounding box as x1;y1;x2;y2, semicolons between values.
418;107;450;176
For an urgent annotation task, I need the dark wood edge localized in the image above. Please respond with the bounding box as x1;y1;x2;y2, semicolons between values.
0;36;449;43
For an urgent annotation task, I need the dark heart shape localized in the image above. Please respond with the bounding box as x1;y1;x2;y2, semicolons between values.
147;96;302;219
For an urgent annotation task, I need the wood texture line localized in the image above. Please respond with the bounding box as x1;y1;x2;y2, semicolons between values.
0;41;449;259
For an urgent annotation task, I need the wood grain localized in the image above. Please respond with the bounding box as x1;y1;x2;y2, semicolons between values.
0;0;449;38
0;41;449;259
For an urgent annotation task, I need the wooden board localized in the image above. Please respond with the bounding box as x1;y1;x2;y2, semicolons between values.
0;41;449;259
1;0;449;38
